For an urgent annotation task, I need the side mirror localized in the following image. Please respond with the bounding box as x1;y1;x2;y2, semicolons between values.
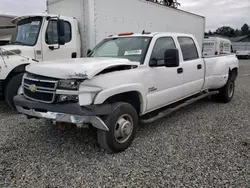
57;19;65;45
164;49;179;67
149;58;158;67
149;48;179;67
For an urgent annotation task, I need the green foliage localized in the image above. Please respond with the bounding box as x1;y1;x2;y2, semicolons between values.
209;24;249;37
146;0;181;8
241;24;249;35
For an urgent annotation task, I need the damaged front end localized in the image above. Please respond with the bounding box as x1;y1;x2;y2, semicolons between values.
14;72;110;131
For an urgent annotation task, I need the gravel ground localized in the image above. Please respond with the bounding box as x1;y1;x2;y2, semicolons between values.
0;60;250;188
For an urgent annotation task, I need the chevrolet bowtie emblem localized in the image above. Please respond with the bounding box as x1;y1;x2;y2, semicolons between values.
29;84;37;93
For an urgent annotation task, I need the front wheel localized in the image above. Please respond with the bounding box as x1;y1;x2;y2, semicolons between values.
97;102;138;153
4;73;24;109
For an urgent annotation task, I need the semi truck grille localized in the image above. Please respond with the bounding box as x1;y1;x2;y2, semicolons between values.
22;73;58;103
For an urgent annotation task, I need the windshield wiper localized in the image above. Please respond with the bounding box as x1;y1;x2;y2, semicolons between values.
11;41;24;45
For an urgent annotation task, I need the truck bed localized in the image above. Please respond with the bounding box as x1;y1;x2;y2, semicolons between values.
203;54;238;89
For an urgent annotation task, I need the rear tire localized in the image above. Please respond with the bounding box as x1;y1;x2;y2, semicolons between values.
211;75;235;103
97;102;138;153
4;73;24;110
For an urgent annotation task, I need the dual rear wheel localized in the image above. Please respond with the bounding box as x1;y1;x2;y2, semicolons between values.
211;73;236;103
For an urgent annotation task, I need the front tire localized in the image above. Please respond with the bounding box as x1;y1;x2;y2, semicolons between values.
97;102;138;153
4;73;24;110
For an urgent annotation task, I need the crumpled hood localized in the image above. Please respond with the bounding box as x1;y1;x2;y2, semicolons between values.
0;45;35;59
26;57;140;79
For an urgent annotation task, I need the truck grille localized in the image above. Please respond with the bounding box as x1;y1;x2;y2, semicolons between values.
22;73;58;103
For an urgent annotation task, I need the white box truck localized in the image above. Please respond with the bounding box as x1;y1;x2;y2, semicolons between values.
202;37;234;57
0;0;205;108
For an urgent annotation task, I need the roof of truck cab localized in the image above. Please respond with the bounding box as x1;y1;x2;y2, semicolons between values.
108;32;195;38
12;13;75;23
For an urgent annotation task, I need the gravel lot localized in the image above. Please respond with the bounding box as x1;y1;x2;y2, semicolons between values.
0;60;250;188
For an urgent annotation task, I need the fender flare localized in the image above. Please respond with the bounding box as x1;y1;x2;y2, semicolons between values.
4;63;29;84
94;83;147;114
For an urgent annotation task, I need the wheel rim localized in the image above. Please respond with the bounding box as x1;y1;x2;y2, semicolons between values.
114;114;133;144
228;82;234;98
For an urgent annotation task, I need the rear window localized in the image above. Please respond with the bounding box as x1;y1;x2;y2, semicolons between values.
178;37;199;61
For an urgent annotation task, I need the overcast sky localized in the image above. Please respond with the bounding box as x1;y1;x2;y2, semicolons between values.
0;0;249;31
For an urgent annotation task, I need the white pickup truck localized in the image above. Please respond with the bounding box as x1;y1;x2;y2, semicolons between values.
14;32;239;153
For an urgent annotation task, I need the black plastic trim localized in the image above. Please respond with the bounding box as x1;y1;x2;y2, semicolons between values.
14;95;112;116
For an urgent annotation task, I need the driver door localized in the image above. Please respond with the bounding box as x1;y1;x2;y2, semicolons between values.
41;19;76;61
146;37;184;111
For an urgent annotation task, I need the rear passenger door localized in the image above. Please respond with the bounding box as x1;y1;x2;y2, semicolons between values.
177;37;205;97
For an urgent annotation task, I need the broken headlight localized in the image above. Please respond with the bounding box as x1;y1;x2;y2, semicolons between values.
57;95;79;102
58;80;80;90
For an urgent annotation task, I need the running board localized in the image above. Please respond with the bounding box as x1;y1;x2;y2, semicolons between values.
140;91;219;124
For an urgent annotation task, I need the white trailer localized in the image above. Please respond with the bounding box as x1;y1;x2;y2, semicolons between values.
0;0;205;108
232;42;250;52
47;0;205;55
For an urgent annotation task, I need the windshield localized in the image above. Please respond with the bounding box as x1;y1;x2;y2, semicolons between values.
89;37;152;63
11;17;43;46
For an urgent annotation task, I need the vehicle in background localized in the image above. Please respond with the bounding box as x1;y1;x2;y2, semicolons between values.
0;35;12;46
0;14;16;45
14;32;239;153
0;0;205;109
233;42;250;59
202;37;233;57
236;50;250;59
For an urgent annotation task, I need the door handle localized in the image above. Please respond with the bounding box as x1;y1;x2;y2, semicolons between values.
71;52;77;58
197;64;202;69
177;68;183;74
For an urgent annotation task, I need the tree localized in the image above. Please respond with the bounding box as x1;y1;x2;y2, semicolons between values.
241;24;249;35
215;26;236;37
235;29;241;36
208;30;213;35
146;0;181;8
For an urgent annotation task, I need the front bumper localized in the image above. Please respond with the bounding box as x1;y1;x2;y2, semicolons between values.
14;95;111;131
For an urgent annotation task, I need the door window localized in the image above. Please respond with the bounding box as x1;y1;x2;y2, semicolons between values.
45;20;71;44
178;37;199;61
151;37;176;65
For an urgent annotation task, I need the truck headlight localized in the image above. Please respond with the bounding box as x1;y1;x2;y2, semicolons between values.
57;95;78;102
58;80;80;90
